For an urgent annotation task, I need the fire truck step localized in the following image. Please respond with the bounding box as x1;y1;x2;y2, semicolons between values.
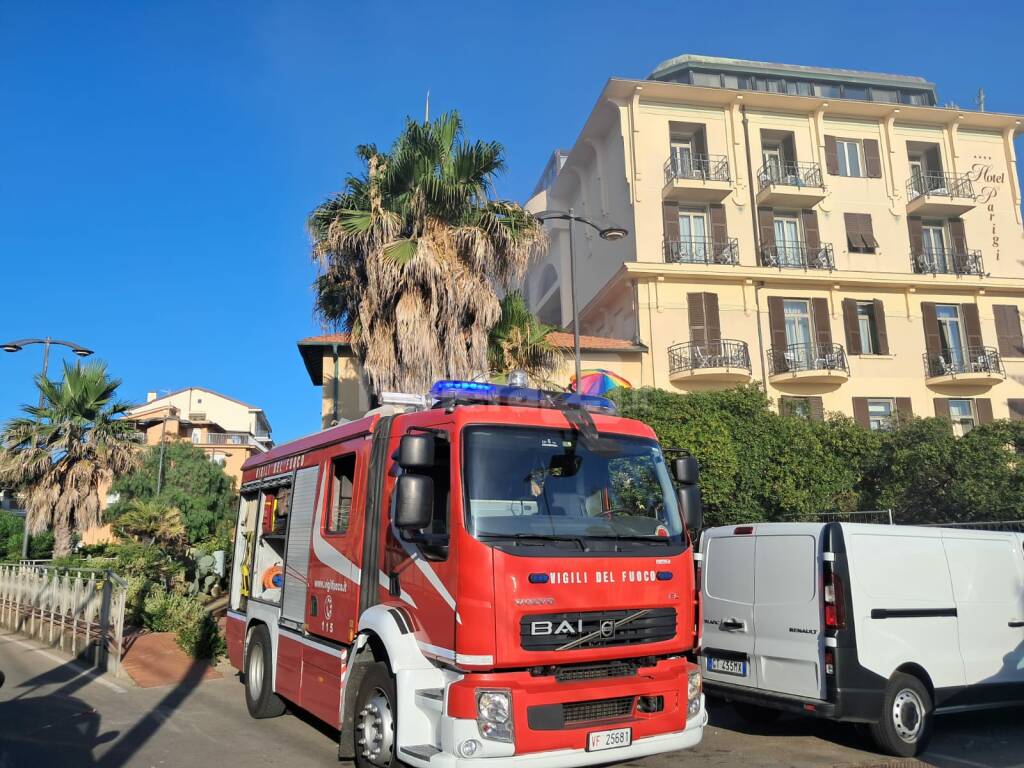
401;745;442;761
414;688;445;712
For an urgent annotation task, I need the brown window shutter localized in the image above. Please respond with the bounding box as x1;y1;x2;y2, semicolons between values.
961;303;984;350
709;204;729;261
824;135;839;175
778;396;795;417
669;121;689;141
801;209;821;251
843;213;861;250
852;397;870;428
895;397;913;420
842;298;863;355
782;134;797;164
693;126;708;158
861;214;879;249
808;397;825;422
994;305;1024;356
758;207;775;262
908;216;924;255
934;398;950;418
949;219;968;252
704;293;721;344
811;297;832;347
688;292;707;347
921;302;941;357
863;139;882;178
767;296;788;369
976;398;994;424
662;201;680;251
873;299;889;354
1008;399;1024;421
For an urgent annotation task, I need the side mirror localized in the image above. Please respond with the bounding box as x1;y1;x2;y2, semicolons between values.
398;434;435;471
673;456;699;485
395;474;434;530
676;485;703;534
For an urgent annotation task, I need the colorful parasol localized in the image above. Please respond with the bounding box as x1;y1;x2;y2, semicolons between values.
569;368;632;395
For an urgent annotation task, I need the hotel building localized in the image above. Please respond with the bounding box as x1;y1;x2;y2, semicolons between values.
523;55;1024;431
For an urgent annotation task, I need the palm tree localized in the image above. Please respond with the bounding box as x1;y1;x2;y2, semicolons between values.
487;291;558;384
112;499;186;552
0;361;140;557
308;111;546;396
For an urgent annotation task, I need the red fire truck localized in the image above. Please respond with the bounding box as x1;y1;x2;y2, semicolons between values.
226;380;706;768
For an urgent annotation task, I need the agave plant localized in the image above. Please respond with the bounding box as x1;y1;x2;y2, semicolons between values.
308;110;546;396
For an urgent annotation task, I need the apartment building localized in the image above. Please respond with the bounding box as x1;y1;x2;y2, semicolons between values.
523;55;1024;431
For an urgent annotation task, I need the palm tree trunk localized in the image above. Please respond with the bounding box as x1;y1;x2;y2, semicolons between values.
53;523;73;558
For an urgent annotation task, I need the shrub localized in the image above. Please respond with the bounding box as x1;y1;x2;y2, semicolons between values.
141;585;225;660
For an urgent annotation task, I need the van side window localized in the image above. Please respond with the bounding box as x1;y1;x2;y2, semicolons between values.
327;454;356;535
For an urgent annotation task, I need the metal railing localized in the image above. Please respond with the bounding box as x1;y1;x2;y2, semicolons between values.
768;342;849;375
922;346;1003;378
665;237;740;265
911;249;984;277
205;432;257;447
757;160;823;191
906;172;975;202
760;242;834;270
923;520;1024;533
664;154;731;184
668;339;751;375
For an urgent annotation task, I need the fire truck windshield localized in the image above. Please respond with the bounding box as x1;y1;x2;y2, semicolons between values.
463;426;684;544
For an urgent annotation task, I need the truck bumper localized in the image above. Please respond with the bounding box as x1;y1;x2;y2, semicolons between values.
429;702;706;768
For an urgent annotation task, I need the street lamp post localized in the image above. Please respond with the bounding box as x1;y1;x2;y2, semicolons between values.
533;210;629;390
2;337;94;559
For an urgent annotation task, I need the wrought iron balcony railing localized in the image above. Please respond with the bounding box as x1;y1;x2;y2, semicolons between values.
768;342;849;375
911;249;984;277
760;242;834;270
906;172;975;202
664;154;731;184
757;160;823;191
923;347;1003;378
668;339;751;375
665;237;740;265
206;432;260;447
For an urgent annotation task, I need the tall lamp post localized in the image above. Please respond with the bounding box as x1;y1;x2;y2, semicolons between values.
533;210;629;389
2;337;94;559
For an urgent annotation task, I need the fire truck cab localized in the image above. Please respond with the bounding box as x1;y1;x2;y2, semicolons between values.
227;381;706;768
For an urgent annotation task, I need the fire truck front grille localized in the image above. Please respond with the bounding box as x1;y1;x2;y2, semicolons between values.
520;608;676;651
553;660;639;682
563;696;635;723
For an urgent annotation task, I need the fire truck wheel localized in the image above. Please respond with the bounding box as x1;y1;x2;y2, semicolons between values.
244;624;286;719
353;662;398;768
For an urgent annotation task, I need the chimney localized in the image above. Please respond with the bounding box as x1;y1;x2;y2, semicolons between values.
147;391;157;402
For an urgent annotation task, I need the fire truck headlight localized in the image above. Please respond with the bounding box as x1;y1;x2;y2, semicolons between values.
687;669;702;701
476;689;513;742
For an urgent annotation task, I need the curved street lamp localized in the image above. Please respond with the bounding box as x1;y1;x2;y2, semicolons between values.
533;209;630;389
2;337;94;559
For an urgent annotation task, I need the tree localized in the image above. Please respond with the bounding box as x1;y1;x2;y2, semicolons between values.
487;291;558;384
109;440;236;543
113;499;186;552
0;361;140;556
308;111;546;396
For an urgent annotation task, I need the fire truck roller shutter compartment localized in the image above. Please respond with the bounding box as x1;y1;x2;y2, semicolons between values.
282;465;321;625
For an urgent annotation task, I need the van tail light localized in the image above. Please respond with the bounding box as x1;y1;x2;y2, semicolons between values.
693;555;703;647
823;561;846;630
824;648;835;677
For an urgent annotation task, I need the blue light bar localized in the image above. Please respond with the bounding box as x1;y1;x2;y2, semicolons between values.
429;380;616;414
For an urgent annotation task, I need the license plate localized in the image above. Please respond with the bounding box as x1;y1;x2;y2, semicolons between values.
587;727;632;752
707;656;748;676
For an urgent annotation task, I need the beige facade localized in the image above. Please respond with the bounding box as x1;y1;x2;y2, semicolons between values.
524;56;1024;429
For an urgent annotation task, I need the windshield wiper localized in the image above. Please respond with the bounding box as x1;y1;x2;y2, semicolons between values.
478;533;586;550
585;533;674;545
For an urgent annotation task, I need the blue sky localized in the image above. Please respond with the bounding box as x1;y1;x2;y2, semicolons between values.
2;1;1023;442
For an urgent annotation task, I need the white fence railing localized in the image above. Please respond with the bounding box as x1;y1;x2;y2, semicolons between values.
0;564;127;676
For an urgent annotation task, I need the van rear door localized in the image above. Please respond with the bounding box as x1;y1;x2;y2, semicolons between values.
700;528;759;688
751;525;825;700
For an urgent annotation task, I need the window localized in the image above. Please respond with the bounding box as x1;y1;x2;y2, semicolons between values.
191;428;201;444
949;399;976;437
843;85;867;101
786;81;812;96
775;216;803;267
836;139;863;177
857;302;880;354
212;452;227;466
867;399;896;432
692;72;721;87
922;222;950;271
814;83;841;98
670;139;696;177
844;213;878;253
780;396;822;421
871;88;899;103
722;74;740;89
936;304;966;367
676;209;708;262
327;454;356;534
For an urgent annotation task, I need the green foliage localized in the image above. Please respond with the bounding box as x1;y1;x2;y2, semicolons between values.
142;584;226;660
0;511;55;562
109;441;236;544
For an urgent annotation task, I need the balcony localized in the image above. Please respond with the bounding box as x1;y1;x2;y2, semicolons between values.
923;347;1004;387
768;342;850;384
906;172;976;217
755;161;827;208
760;242;834;271
668;339;752;384
205;432;261;448
911;249;984;277
665;237;739;266
663;155;732;203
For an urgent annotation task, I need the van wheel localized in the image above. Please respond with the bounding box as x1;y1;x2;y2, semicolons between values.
733;702;782;727
353;662;397;768
244;624;286;719
868;673;932;757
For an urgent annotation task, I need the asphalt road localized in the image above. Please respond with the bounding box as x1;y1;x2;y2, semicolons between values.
0;630;1020;768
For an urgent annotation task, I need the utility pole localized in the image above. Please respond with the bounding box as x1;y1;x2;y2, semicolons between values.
155;408;170;495
976;87;986;112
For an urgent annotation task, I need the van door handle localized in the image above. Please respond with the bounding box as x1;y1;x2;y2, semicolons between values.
1009;620;1024;628
720;618;747;632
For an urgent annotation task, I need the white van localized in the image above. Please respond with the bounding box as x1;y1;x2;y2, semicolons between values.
698;522;1024;756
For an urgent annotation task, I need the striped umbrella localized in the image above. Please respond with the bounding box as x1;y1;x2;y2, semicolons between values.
570;368;633;395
